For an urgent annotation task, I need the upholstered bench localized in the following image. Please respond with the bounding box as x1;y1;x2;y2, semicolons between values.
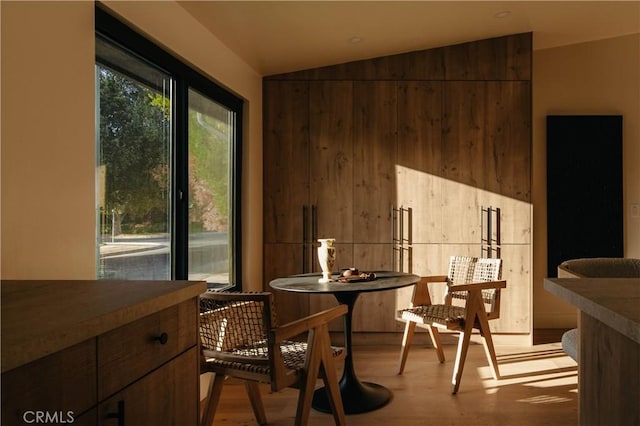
557;257;640;361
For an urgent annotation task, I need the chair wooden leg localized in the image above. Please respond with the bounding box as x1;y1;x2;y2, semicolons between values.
477;312;500;380
201;373;225;426
451;290;489;394
244;381;267;425
295;327;323;426
318;327;346;426
398;320;417;374
451;318;475;395
428;325;445;363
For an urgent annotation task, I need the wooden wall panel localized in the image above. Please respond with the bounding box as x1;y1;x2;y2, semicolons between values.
397;81;444;244
441;177;482;244
484;81;531;203
492;243;531;333
263;32;532;335
310;81;354;243
264;243;308;323
442;82;486;188
441;82;486;244
352;81;398;243
396;169;443;244
483;190;532;245
352;243;396;331
443;33;531;80
263;81;310;244
274;47;445;81
397;82;443;173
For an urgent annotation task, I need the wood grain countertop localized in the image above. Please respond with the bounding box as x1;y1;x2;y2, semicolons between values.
1;280;206;373
544;277;640;344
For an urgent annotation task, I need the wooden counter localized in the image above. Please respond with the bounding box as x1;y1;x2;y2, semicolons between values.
544;278;639;426
1;280;205;372
1;279;206;425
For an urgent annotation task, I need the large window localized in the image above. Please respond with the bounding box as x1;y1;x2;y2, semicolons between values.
95;8;242;289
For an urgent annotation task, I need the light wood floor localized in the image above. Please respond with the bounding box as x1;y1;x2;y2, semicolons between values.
201;333;578;425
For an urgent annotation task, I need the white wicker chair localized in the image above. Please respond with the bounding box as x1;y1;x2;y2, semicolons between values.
397;256;506;394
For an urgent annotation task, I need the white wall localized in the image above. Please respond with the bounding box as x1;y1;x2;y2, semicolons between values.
1;1;264;288
1;1;96;279
532;34;640;327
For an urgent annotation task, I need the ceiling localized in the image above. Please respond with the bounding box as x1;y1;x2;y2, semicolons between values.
178;1;640;76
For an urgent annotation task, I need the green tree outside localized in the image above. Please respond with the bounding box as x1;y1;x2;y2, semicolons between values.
98;67;229;237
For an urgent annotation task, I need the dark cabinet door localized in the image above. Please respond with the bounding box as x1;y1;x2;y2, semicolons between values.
485;81;531;204
397;81;443;245
441;81;531;245
264;243;308;323
263;81;310;245
310;81;354;245
98;347;198;426
353;81;398;243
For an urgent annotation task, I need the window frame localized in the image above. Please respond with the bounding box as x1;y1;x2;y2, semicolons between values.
96;6;243;290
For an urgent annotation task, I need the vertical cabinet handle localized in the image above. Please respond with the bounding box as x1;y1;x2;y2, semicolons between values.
391;205;414;272
391;205;395;270
406;207;413;246
311;205;318;242
399;207;404;272
106;400;125;426
480;206;502;259
311;205;318;271
496;207;502;258
302;205;308;272
495;207;501;258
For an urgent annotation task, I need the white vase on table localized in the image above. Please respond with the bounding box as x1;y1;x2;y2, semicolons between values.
317;238;336;283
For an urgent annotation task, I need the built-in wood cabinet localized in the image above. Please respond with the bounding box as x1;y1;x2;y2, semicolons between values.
1;280;205;425
310;81;354;244
263;81;310;246
264;81;358;323
264;33;532;336
1;338;97;425
263;81;310;323
98;346;198;425
352;81;398;244
97;299;198;401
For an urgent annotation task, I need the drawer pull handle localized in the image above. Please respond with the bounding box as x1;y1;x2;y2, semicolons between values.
106;400;125;425
153;332;169;345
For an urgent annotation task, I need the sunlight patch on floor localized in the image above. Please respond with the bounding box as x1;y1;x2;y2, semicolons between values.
522;375;577;389
478;345;578;397
517;395;574;404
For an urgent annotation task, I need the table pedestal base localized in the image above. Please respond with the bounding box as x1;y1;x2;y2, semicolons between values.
312;379;392;415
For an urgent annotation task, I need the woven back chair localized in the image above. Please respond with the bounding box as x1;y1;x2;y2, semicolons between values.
199;291;347;426
397;256;505;394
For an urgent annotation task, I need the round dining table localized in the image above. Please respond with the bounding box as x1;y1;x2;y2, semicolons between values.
269;270;420;414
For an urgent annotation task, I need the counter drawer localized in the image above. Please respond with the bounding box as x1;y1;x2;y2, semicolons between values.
1;338;97;424
98;346;199;425
97;298;197;399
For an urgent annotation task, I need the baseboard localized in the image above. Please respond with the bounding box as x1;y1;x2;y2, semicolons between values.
331;331;533;347
535;311;579;329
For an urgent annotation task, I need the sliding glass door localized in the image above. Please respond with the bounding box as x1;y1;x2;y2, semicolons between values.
95;8;242;289
187;89;235;284
96;39;172;280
